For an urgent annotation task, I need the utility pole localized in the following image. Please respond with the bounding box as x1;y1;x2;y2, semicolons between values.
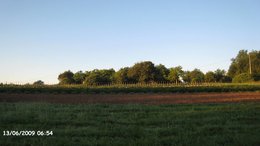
249;52;252;75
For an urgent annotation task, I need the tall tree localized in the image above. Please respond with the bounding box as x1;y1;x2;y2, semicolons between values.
128;61;156;83
190;69;205;83
73;71;86;84
205;71;216;83
214;69;226;82
182;71;192;83
168;66;184;83
228;50;249;78
228;50;260;81
58;70;75;84
99;69;115;83
155;64;169;82
84;69;115;85
84;70;101;86
114;67;130;83
250;50;260;80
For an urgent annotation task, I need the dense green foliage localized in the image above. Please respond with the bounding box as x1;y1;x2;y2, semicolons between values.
114;67;130;83
73;71;86;84
154;64;169;82
168;66;184;83
58;64;231;85
0;102;259;146
228;50;260;81
56;50;260;85
189;69;205;83
127;61;156;83
1;83;260;94
83;69;115;86
232;73;254;83
33;80;44;86
205;70;232;83
205;71;216;82
58;70;75;84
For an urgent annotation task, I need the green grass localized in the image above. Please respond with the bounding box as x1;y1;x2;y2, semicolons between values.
0;102;260;146
1;83;260;94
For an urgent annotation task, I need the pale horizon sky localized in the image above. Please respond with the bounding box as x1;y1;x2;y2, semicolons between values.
0;0;259;84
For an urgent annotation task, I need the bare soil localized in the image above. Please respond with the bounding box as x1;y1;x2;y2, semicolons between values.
0;92;260;104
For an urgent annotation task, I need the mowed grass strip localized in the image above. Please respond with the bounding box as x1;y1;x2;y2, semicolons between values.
0;102;260;146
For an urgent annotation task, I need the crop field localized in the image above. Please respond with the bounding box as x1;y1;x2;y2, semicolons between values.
0;102;260;146
1;83;260;94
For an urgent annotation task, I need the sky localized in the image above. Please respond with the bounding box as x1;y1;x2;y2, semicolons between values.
0;0;259;84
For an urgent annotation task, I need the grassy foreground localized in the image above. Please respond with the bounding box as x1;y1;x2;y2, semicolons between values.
0;102;260;146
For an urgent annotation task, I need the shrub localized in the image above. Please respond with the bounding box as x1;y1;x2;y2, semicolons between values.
33;80;44;86
232;73;253;83
252;73;260;81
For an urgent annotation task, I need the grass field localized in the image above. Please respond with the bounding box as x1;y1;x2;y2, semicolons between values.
0;102;260;146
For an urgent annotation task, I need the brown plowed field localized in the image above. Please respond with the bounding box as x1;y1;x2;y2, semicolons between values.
0;92;260;104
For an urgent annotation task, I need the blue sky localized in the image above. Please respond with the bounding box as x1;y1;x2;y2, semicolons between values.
0;0;259;84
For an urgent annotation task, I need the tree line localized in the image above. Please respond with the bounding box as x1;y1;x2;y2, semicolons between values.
57;50;260;85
